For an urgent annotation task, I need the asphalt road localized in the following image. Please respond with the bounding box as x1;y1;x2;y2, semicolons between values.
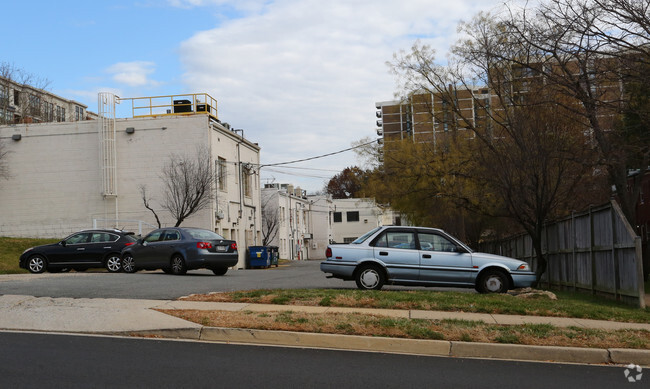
0;331;634;389
0;260;469;299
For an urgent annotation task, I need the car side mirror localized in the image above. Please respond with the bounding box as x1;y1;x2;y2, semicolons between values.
60;241;67;247
136;238;143;245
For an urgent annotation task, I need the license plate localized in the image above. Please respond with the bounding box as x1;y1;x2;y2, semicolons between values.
216;245;228;252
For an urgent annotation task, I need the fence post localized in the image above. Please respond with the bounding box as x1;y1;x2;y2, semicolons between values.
635;236;647;309
611;205;621;301
572;211;577;291
589;205;596;296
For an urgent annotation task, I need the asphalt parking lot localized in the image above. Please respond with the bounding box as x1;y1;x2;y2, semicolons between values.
0;260;469;300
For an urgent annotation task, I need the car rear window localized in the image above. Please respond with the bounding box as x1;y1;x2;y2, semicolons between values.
185;228;225;240
351;227;381;244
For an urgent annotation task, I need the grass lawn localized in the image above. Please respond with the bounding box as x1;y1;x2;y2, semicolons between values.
0;237;59;274
181;288;650;323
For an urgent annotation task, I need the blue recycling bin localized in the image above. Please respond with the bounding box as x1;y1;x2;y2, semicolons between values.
269;246;279;267
248;246;270;268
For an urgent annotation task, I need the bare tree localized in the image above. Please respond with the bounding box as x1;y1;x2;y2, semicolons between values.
0;139;9;182
140;185;162;228
261;190;279;246
496;0;650;226
162;146;215;227
139;146;215;227
389;19;599;282
0;62;51;125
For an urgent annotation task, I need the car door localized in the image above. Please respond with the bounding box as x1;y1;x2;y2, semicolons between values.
136;230;166;267
154;229;181;267
82;232;118;265
371;229;420;281
417;231;473;284
47;232;92;265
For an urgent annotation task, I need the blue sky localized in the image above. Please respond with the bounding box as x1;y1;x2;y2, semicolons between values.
2;0;512;193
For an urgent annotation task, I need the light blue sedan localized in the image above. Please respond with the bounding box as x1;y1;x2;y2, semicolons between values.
320;226;536;292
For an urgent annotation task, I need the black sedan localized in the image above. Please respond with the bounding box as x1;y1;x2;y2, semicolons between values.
121;227;238;276
19;229;137;274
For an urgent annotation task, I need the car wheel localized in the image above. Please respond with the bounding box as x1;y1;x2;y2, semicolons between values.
477;269;509;293
211;267;228;276
27;255;46;274
105;254;122;273
122;254;137;273
170;255;187;275
355;264;385;290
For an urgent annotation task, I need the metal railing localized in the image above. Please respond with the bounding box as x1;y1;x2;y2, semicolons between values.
122;93;218;122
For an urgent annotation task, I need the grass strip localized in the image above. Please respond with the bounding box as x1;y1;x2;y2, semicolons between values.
181;289;650;323
159;309;650;349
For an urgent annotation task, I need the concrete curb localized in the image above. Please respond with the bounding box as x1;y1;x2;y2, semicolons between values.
121;326;650;366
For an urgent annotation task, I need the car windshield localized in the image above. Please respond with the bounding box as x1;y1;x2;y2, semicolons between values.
351;227;382;244
185;228;225;240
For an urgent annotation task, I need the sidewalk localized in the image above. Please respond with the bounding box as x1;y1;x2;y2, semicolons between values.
1;294;648;366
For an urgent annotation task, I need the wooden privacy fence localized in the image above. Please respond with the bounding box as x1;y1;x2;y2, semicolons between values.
479;201;646;308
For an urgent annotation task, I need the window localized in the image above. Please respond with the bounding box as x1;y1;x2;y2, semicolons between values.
75;106;84;121
373;231;416;249
243;167;252;197
333;212;342;223
65;233;90;245
56;106;65;122
217;158;227;191
0;86;8;105
163;231;180;241
91;233;118;243
28;95;41;116
144;231;164;243
346;211;359;222
13;90;20;106
44;102;54;122
418;232;458;252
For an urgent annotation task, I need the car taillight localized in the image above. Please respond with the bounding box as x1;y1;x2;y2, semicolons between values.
125;242;135;246
326;247;332;258
197;242;213;249
230;242;238;251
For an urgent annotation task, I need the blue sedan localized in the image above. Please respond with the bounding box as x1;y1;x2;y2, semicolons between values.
320;226;536;292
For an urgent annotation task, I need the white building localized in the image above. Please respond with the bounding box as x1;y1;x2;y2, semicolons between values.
261;184;311;260
328;198;408;243
0;75;96;124
0;92;261;269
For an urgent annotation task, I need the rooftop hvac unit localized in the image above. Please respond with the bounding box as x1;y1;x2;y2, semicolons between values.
173;99;192;113
377;138;384;144
376;120;382;127
375;103;381;109
376;110;382;118
376;128;383;136
197;104;210;113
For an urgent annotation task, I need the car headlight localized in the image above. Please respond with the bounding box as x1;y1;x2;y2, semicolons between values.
517;263;530;271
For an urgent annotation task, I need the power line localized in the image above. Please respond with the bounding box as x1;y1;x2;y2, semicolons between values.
259;140;375;168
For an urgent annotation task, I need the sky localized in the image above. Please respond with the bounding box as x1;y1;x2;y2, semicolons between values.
2;0;514;193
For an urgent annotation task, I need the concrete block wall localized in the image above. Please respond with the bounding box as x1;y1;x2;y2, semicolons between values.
0;114;262;269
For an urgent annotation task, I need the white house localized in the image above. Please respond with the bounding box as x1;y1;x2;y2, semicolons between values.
327;198;409;243
261;184;312;260
0;92;261;269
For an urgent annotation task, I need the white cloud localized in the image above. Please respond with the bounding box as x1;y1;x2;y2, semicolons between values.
177;0;506;192
106;61;159;87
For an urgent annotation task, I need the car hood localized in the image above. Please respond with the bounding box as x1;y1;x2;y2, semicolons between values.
471;252;527;268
